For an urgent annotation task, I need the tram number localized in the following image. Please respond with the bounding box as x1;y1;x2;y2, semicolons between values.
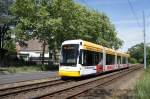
84;66;95;69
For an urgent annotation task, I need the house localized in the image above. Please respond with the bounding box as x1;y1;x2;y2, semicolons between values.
16;39;50;64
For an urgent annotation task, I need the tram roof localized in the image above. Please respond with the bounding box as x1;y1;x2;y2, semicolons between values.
62;40;130;57
83;40;104;52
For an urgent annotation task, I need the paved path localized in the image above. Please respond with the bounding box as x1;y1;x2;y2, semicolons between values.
0;71;58;85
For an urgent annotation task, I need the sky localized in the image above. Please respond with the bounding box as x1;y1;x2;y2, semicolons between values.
75;0;150;51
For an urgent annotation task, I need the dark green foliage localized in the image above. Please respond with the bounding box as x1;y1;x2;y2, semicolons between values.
129;57;138;64
0;0;13;24
3;40;16;52
0;0;15;52
0;65;58;73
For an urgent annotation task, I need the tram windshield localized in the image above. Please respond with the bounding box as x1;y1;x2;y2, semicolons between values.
60;44;79;66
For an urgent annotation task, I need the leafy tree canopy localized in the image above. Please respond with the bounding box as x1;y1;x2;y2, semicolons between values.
128;43;150;64
0;0;15;52
10;0;123;52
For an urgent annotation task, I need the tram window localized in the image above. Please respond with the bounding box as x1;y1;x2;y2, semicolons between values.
94;52;99;65
79;50;83;64
117;56;121;64
122;57;126;64
126;57;128;63
83;50;93;66
106;54;115;65
82;50;103;66
95;52;103;65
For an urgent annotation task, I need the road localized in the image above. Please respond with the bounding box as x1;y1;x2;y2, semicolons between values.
0;71;58;85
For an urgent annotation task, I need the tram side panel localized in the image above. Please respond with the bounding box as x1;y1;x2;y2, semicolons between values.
122;57;129;68
104;53;116;72
79;49;129;75
115;54;118;69
117;56;122;69
103;53;129;72
59;40;130;77
80;50;103;76
80;50;96;75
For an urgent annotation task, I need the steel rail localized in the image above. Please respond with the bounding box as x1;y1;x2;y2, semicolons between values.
0;78;67;97
67;66;142;99
0;65;142;99
34;65;142;99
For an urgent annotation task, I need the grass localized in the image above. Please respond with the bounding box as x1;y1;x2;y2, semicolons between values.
0;65;59;74
135;66;150;99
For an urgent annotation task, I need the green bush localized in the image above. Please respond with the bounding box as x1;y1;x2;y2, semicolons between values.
129;57;138;64
0;65;59;74
135;67;150;99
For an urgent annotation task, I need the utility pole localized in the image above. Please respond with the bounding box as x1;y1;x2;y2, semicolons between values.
143;11;146;69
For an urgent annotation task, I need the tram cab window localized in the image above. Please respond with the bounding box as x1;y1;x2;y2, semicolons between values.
81;50;103;66
60;44;79;66
106;54;115;65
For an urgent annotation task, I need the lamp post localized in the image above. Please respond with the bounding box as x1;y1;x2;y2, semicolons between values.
143;11;146;69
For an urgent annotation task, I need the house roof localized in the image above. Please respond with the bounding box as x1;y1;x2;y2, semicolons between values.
16;39;49;52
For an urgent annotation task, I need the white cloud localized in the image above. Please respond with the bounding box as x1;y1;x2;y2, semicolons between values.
114;17;150;26
115;19;141;25
113;17;150;51
116;24;150;51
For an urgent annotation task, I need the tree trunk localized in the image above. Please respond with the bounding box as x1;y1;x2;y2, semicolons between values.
42;41;46;66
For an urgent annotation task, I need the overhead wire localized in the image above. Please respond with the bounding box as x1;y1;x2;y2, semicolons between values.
127;0;141;28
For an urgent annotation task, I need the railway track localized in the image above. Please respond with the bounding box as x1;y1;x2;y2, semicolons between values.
36;65;143;99
0;78;70;99
0;65;142;99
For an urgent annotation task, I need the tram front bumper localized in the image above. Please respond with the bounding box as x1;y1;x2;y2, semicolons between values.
59;70;80;77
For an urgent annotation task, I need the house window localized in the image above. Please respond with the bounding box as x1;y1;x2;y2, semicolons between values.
19;54;29;61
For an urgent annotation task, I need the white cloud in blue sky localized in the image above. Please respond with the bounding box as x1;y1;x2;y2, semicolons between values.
115;16;150;51
75;0;150;51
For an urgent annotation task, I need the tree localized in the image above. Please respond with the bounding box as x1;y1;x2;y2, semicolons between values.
49;0;123;49
10;0;123;64
0;0;13;24
0;0;14;52
0;0;15;66
128;43;150;64
10;0;62;65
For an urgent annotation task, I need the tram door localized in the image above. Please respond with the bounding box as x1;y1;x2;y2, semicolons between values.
79;50;96;75
117;56;121;68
